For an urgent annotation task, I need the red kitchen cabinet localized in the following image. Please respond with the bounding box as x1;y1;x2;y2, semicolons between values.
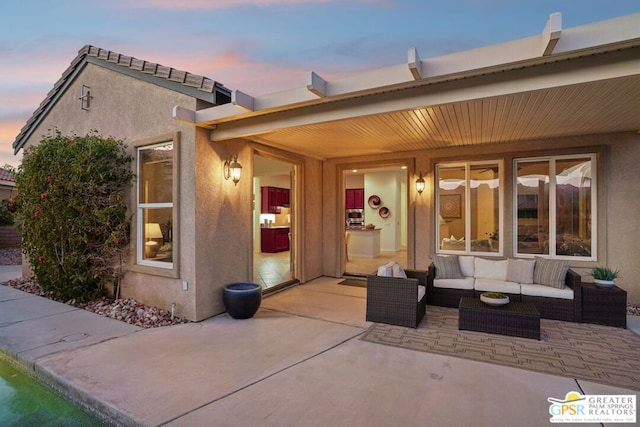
261;227;290;253
280;188;290;207
345;188;364;209
261;186;290;213
354;188;364;209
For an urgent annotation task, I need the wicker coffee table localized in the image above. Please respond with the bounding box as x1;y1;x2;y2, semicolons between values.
459;297;540;340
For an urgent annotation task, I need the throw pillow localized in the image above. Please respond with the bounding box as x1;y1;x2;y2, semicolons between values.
433;255;463;279
506;259;536;284
392;262;407;279
533;257;569;288
474;257;508;280
377;261;394;277
458;255;475;277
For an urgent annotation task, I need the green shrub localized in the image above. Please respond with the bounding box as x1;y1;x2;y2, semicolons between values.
0;202;14;225
15;131;133;302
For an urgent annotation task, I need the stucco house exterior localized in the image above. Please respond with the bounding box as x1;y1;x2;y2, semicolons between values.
13;13;640;321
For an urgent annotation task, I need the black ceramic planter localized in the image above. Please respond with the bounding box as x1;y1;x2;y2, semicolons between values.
223;282;262;319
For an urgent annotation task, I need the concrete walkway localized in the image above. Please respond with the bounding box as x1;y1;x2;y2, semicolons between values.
1;268;638;426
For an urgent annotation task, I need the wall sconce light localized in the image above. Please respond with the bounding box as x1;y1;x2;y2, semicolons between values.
415;171;426;194
223;154;242;186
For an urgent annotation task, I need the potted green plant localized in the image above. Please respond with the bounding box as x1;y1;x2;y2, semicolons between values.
589;266;620;288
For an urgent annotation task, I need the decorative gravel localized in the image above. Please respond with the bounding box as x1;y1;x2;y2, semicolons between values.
1;247;191;327
2;271;191;328
0;247;22;265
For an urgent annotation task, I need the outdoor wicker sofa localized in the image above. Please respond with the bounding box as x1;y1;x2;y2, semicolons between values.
427;258;583;322
366;269;428;328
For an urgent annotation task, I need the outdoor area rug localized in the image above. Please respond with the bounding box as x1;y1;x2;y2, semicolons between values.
338;278;367;288
361;306;640;391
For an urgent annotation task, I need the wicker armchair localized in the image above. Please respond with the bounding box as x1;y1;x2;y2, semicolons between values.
366;269;428;328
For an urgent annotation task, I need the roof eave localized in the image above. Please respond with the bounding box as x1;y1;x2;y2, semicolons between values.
13;44;232;154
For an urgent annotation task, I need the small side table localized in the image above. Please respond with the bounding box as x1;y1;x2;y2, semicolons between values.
582;282;627;328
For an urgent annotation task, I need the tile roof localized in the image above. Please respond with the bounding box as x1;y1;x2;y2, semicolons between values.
0;168;15;183
13;44;231;153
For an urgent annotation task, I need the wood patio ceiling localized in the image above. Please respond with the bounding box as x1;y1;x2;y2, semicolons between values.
246;75;640;159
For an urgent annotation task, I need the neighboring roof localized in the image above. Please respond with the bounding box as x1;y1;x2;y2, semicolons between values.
0;168;15;183
0;168;16;189
13;44;232;154
174;13;640;160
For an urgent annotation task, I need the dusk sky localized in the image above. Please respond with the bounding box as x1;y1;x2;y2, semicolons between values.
1;1;638;168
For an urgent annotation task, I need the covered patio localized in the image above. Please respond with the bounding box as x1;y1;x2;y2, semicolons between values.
174;13;640;308
5;273;637;426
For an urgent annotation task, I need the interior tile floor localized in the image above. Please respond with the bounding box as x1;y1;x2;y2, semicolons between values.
346;248;408;276
254;247;408;289
253;251;293;289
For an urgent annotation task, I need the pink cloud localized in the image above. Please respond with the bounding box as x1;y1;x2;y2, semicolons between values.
0;117;26;167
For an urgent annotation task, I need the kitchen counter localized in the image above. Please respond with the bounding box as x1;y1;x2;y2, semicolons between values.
346;228;381;258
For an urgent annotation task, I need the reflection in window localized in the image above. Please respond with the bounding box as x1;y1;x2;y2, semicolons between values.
515;155;593;259
516;161;550;255
137;142;174;266
437;162;501;254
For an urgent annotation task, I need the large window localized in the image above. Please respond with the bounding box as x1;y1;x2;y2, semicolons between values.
515;155;594;260
136;135;178;270
437;161;502;254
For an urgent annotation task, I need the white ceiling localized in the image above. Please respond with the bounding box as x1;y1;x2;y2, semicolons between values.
241;75;640;160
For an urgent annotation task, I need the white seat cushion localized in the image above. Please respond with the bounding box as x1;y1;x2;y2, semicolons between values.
474;278;521;294
521;283;574;300
418;285;426;301
433;277;474;290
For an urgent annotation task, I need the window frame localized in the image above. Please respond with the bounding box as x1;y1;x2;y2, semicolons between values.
436;160;504;256
130;132;180;278
513;153;596;261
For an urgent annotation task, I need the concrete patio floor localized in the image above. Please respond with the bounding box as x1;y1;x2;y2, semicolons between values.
1;267;638;426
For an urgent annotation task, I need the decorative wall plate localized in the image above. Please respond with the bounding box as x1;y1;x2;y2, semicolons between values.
379;206;390;218
368;195;381;208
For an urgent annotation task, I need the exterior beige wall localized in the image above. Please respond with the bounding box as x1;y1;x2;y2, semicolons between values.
324;132;640;304
19;63;202;320
192;132;253;320
188;138;324;321
607;133;640;304
300;155;324;281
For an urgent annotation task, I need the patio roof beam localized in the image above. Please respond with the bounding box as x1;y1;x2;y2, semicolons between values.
232;90;255;111
542;12;562;56
208;49;640;142
408;48;423;80
307;71;327;97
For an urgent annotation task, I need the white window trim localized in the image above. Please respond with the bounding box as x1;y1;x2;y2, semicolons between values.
436;160;504;256
130;132;180;278
513;153;596;261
